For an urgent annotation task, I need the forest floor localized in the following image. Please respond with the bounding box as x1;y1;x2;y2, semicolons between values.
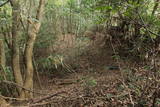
22;43;139;107
11;35;158;107
32;44;124;107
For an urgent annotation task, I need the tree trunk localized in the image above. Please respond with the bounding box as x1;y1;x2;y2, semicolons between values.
11;0;23;96
21;0;45;98
0;39;6;80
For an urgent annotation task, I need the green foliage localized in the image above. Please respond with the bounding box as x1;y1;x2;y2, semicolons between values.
156;99;160;105
37;57;52;69
36;54;64;70
112;54;120;60
0;66;13;81
81;76;97;87
95;6;112;11
48;55;64;69
0;4;12;25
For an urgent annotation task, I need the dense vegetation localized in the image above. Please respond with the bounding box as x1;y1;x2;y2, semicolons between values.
0;0;160;106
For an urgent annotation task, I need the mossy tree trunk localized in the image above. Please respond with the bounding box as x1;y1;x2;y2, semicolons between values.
11;0;24;96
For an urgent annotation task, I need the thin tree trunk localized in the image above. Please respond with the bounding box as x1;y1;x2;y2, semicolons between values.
21;0;45;98
0;39;6;80
11;0;24;96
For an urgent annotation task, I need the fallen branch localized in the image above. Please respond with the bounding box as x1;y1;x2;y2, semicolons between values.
0;80;47;95
119;79;135;107
0;95;27;101
30;91;67;104
29;100;54;107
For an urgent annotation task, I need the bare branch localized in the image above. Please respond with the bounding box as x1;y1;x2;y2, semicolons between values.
0;80;48;95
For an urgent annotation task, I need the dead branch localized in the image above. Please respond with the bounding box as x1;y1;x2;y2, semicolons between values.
0;80;47;95
118;79;135;107
29;100;54;107
0;95;27;101
30;91;67;104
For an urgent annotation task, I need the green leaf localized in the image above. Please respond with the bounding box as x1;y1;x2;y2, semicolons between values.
106;93;113;99
95;6;112;11
150;34;157;39
156;98;160;105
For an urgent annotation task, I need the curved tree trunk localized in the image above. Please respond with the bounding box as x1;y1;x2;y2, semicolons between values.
22;24;40;98
21;0;45;98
